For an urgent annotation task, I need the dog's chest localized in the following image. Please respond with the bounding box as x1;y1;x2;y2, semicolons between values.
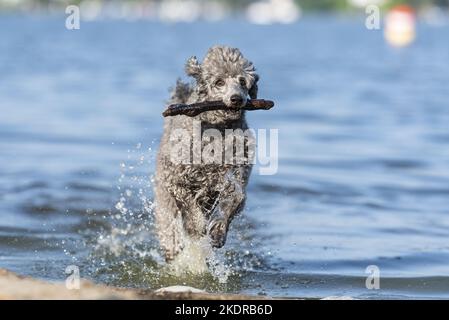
174;164;232;191
162;117;253;206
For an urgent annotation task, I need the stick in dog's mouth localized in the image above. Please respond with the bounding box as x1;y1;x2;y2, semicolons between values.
162;99;274;117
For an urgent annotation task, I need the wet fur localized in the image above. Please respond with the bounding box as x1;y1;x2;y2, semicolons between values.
155;46;259;261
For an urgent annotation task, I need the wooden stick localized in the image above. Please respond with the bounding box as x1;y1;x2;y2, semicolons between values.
162;99;274;117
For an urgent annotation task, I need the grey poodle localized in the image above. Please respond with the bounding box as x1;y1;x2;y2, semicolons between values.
155;46;259;261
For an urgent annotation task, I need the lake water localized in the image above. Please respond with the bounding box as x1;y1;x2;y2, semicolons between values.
1;15;449;299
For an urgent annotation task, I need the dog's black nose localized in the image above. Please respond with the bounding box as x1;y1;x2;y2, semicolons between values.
230;95;243;106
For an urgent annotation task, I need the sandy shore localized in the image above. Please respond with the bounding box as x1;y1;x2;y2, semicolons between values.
0;269;268;300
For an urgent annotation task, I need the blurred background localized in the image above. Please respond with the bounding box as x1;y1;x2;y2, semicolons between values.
0;0;448;16
1;0;449;22
1;0;449;299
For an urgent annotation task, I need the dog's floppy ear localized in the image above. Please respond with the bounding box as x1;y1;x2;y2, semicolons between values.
249;74;259;99
185;56;201;81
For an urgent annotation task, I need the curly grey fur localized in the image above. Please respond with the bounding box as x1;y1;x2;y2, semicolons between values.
155;46;259;261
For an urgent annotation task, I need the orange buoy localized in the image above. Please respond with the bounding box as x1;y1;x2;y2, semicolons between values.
384;5;416;47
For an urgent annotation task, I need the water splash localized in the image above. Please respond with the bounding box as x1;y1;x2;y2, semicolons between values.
166;236;232;283
83;140;266;290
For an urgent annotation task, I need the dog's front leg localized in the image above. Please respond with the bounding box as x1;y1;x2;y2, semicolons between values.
207;168;247;248
154;185;186;262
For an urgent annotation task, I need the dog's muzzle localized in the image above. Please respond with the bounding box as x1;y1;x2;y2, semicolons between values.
230;95;244;107
226;93;248;109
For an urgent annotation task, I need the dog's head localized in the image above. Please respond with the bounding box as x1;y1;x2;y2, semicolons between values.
185;46;259;110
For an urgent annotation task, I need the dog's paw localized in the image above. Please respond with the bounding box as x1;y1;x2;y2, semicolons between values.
207;218;227;248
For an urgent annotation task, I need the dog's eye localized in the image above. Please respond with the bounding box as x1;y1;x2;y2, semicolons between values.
215;79;225;87
239;78;247;87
